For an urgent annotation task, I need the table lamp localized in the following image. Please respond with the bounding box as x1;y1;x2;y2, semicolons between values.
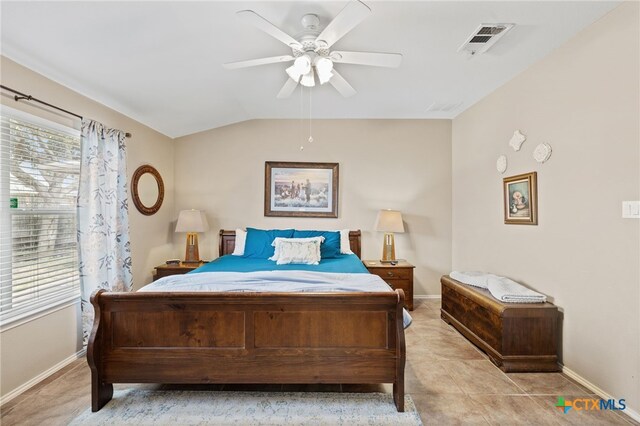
175;209;209;263
374;209;405;263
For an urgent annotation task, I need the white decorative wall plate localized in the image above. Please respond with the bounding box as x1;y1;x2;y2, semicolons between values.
509;130;526;151
533;143;552;163
496;155;507;174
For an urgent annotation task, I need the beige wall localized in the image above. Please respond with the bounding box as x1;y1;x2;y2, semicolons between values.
174;119;452;296
0;56;175;398
452;2;639;413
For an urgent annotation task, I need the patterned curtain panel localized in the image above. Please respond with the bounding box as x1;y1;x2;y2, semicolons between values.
77;119;133;344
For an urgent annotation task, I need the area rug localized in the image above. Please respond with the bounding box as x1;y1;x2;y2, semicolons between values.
70;390;422;425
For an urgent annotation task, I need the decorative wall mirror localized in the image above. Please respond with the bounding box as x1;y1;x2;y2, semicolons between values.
131;165;164;215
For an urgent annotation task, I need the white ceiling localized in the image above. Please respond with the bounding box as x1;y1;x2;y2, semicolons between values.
1;1;619;138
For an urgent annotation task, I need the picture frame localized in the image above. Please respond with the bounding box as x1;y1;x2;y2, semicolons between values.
503;171;538;225
264;161;339;218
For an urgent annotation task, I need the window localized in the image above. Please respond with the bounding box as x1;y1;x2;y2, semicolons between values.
0;106;81;326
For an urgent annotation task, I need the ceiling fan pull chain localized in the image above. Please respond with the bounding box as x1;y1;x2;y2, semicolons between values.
299;85;305;151
308;88;313;144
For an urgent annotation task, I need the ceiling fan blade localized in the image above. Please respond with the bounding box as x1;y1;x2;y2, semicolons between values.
330;51;402;68
329;69;356;98
237;10;302;49
276;77;299;99
223;55;295;70
316;0;370;49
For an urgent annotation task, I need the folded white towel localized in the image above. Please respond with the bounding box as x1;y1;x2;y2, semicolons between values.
487;276;546;304
450;271;495;289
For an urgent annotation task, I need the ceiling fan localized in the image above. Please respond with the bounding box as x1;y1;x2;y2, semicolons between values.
223;0;402;98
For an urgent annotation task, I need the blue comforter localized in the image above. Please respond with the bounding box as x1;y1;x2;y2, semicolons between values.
190;254;370;274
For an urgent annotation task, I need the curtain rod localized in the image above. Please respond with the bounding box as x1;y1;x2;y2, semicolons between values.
0;84;132;138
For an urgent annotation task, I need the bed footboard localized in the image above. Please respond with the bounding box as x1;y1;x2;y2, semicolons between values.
87;289;406;412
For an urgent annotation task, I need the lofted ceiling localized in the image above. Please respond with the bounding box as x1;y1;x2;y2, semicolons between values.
0;1;620;138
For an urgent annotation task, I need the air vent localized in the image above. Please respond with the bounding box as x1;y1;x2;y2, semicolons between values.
478;26;506;35
469;36;492;43
458;23;514;56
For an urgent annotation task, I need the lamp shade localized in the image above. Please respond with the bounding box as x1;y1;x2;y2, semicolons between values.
175;209;209;233
374;209;405;233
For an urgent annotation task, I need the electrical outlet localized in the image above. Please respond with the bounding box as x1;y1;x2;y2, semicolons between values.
622;201;640;219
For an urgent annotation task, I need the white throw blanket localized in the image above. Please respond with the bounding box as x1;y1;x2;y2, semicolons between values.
144;270;396;293
450;271;547;304
142;270;413;328
486;276;547;303
449;271;496;289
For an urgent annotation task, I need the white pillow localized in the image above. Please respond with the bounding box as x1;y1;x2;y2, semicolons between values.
273;239;323;265
333;229;354;254
231;229;246;256
270;236;324;261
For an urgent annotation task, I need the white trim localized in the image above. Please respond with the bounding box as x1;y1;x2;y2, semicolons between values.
414;295;442;300
0;348;86;407
0;297;80;333
0;104;80;136
562;365;640;423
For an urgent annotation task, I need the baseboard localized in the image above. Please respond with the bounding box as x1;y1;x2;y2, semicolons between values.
0;348;86;407
414;295;441;300
561;365;640;423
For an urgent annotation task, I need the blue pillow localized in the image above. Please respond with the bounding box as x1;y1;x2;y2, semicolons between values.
293;230;341;259
244;228;294;258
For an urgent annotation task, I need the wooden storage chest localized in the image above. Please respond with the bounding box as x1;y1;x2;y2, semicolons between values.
440;275;560;372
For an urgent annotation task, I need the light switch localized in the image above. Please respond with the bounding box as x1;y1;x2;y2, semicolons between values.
622;201;640;219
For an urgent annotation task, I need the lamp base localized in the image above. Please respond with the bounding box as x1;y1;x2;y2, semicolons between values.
184;232;201;263
381;232;397;262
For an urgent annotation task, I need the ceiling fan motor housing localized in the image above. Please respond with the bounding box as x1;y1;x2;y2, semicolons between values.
301;14;320;30
293;14;329;57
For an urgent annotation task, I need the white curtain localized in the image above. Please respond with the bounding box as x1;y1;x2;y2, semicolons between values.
77;119;133;344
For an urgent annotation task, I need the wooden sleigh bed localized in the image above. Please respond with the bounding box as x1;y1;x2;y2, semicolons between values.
87;230;406;412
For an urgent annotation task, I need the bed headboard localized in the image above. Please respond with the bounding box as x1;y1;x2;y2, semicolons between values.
218;229;362;259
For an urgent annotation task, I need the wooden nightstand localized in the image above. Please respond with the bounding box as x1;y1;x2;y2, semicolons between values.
363;260;415;310
153;262;205;281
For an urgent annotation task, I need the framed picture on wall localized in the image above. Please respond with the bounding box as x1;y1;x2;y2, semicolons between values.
503;172;538;225
264;161;339;218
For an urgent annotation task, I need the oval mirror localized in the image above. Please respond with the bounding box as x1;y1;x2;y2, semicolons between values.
131;165;164;215
138;173;158;207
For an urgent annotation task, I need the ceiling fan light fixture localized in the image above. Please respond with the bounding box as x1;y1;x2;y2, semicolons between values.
316;57;333;73
286;64;302;82
318;70;333;85
315;57;334;85
300;67;316;87
293;55;312;74
287;55;312;82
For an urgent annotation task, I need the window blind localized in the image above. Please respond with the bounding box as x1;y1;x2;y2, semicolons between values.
0;107;81;326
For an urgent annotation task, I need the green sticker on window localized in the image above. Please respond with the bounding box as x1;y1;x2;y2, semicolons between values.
10;198;18;208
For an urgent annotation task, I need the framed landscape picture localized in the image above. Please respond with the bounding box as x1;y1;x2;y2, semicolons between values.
503;171;538;225
264;161;339;218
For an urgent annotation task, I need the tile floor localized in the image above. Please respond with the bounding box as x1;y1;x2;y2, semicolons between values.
1;299;637;425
